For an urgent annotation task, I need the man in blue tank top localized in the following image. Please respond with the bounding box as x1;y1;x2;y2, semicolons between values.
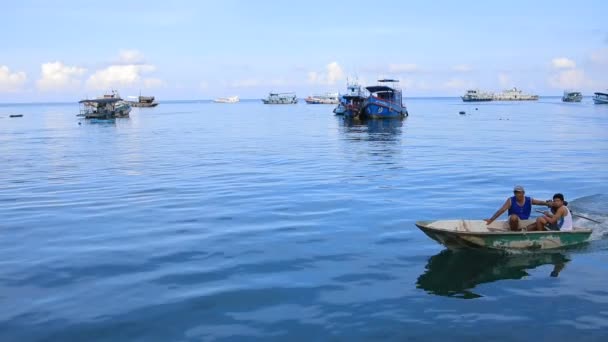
484;185;550;231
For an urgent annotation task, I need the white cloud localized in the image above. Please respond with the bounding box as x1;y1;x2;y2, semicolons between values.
86;50;162;90
86;64;157;90
307;62;345;85
36;61;86;91
0;65;27;92
548;69;590;89
498;73;512;88
388;63;420;73
452;64;473;72
551;57;576;69
117;49;145;64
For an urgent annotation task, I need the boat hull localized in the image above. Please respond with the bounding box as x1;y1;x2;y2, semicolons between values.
415;220;592;251
462;97;492;102
305;99;339;104
593;97;608;104
262;99;298;104
333;104;346;115
128;102;158;107
362;98;407;119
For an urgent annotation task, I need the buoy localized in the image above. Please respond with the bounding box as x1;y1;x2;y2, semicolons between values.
475;108;478;110
9;114;23;118
459;111;466;115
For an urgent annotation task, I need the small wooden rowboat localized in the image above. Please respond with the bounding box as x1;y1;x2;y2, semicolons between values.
415;220;592;251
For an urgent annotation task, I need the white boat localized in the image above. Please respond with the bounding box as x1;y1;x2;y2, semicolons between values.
562;90;582;102
493;87;539;101
593;92;608;104
262;92;298;104
305;92;340;104
214;96;239;103
461;89;494;102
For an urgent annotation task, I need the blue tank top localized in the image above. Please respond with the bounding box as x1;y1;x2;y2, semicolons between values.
508;196;531;219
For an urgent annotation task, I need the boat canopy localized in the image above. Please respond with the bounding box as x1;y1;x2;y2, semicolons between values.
594;92;608;96
269;92;295;96
79;98;122;104
366;85;396;93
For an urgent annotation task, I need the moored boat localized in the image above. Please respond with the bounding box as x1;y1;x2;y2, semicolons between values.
461;89;494;102
214;96;239;103
78;97;132;119
562;90;583;102
593;91;608;104
262;92;298;104
127;95;159;107
359;79;408;119
493;87;539;101
336;80;367;116
415;219;591;251
305;92;339;104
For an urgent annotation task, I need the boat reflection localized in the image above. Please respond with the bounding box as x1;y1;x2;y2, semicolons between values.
339;117;404;141
416;249;569;299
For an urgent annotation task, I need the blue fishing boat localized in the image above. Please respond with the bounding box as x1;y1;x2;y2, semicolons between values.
360;79;408;119
334;80;367;116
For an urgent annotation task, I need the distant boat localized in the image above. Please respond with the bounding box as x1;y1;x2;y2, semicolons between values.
262;92;298;104
493;87;538;101
562;91;582;102
214;96;239;103
305;92;339;104
593;91;608;104
355;79;408;119
461;89;493;102
127;95;159;107
334;80;368;116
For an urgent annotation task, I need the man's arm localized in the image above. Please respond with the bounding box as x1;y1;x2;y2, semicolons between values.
485;198;511;224
531;198;551;206
544;207;565;224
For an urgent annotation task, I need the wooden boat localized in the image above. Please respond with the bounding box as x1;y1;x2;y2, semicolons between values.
415;219;592;251
562;90;583;102
305;93;339;104
337;81;367;116
127;95;159;107
593;92;608;104
358;79;408;119
262;92;298;104
78;97;131;119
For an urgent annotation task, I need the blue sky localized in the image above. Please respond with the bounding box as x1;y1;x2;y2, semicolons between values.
1;0;606;101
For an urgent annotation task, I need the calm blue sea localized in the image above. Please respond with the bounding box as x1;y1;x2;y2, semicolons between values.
1;97;607;341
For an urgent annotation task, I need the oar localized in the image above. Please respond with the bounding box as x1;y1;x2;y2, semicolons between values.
535;209;601;224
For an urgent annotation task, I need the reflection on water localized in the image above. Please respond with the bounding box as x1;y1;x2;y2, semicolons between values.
417;250;569;299
339;117;404;141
